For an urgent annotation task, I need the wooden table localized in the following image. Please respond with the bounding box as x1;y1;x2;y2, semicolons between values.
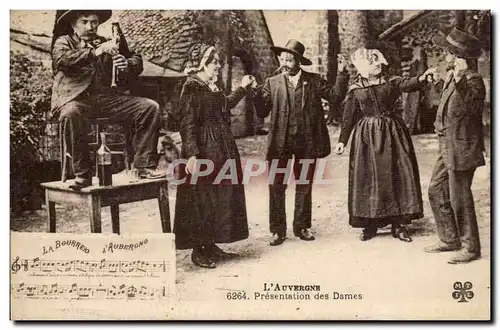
40;175;171;234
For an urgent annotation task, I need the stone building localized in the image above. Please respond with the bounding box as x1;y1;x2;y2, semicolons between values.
262;10;406;123
378;10;491;105
10;11;186;163
10;10;278;139
118;10;278;137
379;10;491;152
264;10;405;83
264;10;490;137
14;10;490;143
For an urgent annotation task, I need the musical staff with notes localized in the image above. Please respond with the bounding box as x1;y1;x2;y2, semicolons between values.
10;232;176;319
11;283;168;300
11;256;172;277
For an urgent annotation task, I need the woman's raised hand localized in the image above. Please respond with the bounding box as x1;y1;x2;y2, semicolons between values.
241;75;256;88
420;67;440;83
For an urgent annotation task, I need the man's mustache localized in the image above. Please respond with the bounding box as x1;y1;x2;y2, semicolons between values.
273;65;294;75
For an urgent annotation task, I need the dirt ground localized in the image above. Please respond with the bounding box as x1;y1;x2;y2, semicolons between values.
10;126;491;319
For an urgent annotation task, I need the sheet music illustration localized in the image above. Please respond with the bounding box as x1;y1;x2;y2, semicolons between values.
9;9;491;320
10;283;167;300
10;233;175;319
11;257;169;277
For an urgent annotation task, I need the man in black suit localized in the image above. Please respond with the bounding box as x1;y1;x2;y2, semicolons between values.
425;27;486;264
249;39;349;245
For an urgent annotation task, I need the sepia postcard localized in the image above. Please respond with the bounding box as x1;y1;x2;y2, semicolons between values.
9;9;492;320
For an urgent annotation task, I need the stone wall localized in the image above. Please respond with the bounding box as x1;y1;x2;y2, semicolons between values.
264;10;404;79
242;10;279;80
10;40;51;67
338;11;370;58
230;57;252;137
478;50;491;103
263;10;329;77
338;10;403;76
230;10;278;136
399;11;491;105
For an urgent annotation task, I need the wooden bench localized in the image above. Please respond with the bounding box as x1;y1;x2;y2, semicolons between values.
40;175;171;234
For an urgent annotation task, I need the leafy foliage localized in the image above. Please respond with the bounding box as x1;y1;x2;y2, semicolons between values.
10;51;52;162
194;10;251;57
10;51;52;212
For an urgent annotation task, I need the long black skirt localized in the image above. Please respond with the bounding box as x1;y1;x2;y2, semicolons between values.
347;115;423;228
174;180;248;249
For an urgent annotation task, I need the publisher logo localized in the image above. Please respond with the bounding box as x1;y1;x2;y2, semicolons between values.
452;281;474;303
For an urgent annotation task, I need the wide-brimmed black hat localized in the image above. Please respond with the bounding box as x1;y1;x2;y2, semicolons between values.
56;10;112;28
51;10;112;53
270;39;312;66
432;27;482;59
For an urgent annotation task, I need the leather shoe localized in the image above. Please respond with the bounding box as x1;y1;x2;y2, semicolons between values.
396;227;412;243
360;227;377;241
296;228;315;241
448;250;481;264
191;249;216;269
68;176;92;190
270;234;286;246
137;168;166;179
424;242;461;253
208;244;238;260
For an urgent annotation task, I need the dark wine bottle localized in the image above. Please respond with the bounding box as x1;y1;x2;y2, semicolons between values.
97;132;113;186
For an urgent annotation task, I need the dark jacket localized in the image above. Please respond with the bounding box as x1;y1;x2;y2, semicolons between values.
173;75;249;249
177;75;248;160
338;75;424;145
437;70;486;171
251;70;349;160
50;33;143;112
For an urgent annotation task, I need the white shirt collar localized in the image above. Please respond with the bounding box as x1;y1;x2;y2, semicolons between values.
286;69;302;87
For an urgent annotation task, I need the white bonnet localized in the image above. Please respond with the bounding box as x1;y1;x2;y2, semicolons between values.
350;47;388;78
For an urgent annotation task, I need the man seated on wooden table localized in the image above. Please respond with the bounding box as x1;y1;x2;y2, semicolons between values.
50;10;165;190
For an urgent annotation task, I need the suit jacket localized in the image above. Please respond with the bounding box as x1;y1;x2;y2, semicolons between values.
50;34;143;112
251;70;349;160
437;69;486;171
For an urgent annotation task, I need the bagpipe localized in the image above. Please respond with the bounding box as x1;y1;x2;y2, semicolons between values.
110;22;131;88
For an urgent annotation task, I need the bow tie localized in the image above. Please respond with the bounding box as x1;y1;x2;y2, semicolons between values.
286;75;299;87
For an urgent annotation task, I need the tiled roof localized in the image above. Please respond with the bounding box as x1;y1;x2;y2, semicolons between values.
10;10;268;76
10;29;51;53
10;10;56;37
118;10;203;72
378;10;434;40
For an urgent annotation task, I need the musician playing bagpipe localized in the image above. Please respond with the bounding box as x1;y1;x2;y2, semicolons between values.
51;10;165;189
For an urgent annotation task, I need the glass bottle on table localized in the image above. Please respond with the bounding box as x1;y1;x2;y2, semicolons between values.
97;132;113;186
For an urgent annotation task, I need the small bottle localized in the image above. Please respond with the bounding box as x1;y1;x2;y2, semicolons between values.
97;132;113;186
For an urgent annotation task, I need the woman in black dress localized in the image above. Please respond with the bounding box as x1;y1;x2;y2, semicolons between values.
173;43;253;268
335;47;437;242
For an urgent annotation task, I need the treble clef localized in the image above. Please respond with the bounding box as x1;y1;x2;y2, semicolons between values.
11;256;21;274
